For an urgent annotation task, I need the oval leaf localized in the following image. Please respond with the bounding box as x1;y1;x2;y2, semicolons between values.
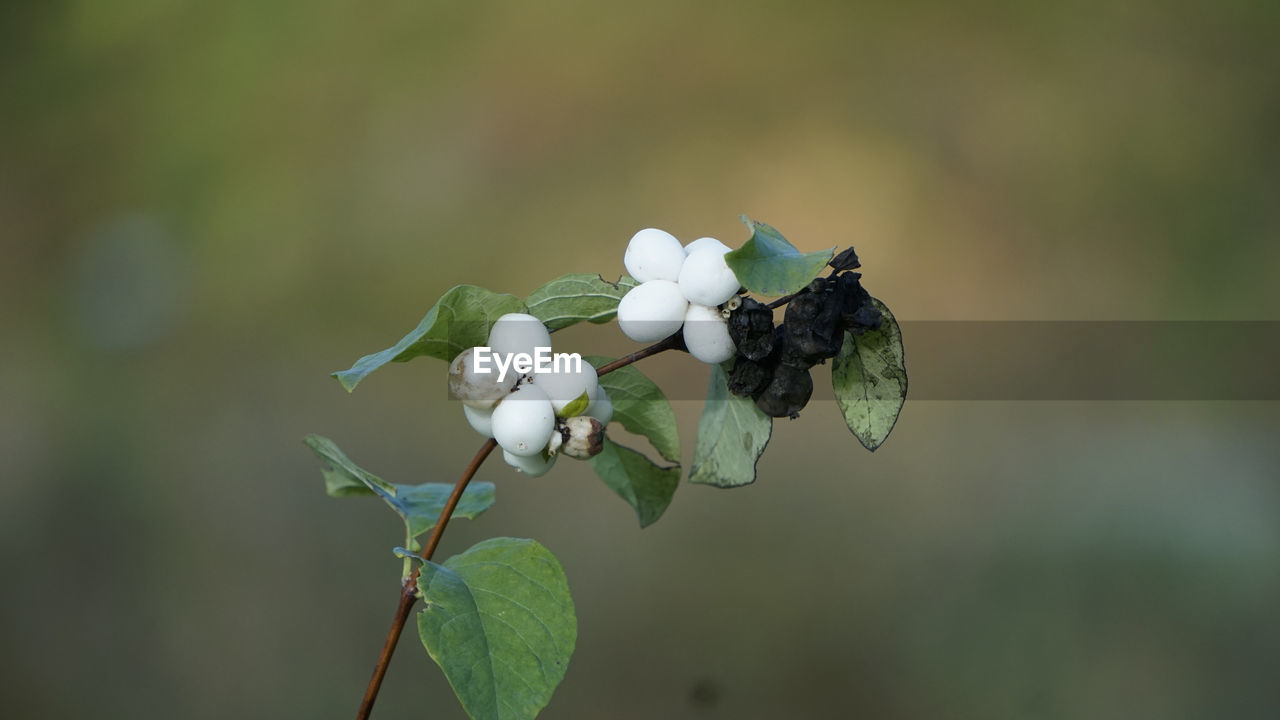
588;437;680;528
583;356;680;463
526;274;637;332
725;216;834;296
305;434;495;538
417;537;577;720
688;364;772;487
333;285;526;392
831;298;907;451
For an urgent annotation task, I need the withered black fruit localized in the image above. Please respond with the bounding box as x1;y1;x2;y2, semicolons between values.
835;272;881;332
727;356;773;397
782;288;843;363
727;297;775;361
754;363;813;418
829;246;862;271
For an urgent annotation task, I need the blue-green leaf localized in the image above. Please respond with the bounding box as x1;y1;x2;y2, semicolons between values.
588;437;680;528
526;274;637;331
725;216;834;296
333;285;526;392
832;298;907;451
688;364;772;487
418;537;577;720
304;434;495;539
584;356;680;464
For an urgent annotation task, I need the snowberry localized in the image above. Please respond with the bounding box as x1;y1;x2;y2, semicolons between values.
678;244;740;307
617;280;688;342
490;383;556;457
534;361;600;416
583;385;613;426
683;236;729;256
449;347;517;409
503;449;556;477
462;403;495;437
682;303;736;364
624;228;686;283
487;313;552;360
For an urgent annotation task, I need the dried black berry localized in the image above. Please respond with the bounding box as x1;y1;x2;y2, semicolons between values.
727;297;775;362
782;288;843;363
754;363;813;418
727;356;773;397
834;272;881;333
829;246;862;271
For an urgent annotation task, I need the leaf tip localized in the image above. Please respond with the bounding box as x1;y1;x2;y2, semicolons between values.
331;370;361;392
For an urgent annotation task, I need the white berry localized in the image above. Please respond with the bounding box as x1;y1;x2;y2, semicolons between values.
534;361;599;416
490;383;556;457
584;385;613;426
503;449;556;477
449;347;517;409
683;237;729;256
617;280;688;342
682;303;736;364
462;404;495;437
487;313;551;360
624;228;686;283
678;245;740;307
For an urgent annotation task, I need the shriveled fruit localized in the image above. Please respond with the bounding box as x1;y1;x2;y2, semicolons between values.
754;363;813;418
558;416;605;460
449;347;517;409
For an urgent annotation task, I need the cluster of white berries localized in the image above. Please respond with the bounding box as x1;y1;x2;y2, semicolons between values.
449;313;612;477
616;228;740;364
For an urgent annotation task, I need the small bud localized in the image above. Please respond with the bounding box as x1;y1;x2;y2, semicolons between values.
559;415;605;460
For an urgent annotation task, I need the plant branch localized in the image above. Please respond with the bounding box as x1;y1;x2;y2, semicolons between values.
356;438;497;720
595;331;685;375
356;331;690;718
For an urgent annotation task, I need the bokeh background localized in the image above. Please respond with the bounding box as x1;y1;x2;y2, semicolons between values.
4;2;1279;718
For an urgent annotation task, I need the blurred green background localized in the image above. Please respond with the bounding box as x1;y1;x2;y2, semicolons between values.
3;2;1279;718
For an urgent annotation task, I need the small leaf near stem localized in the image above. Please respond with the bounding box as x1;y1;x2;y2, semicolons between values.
356;332;686;720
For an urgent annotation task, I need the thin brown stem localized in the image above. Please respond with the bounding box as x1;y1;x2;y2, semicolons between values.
764;292;797;310
355;438;497;720
595;332;685;376
355;332;689;718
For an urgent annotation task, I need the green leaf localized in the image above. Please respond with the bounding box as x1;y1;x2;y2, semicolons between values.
333;285;526;392
688;364;772;487
725;216;834;296
583;356;680;464
556;390;591;419
832;298;907;451
588;437;680;528
304;434;495;538
526;273;637;331
418;537;577;720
